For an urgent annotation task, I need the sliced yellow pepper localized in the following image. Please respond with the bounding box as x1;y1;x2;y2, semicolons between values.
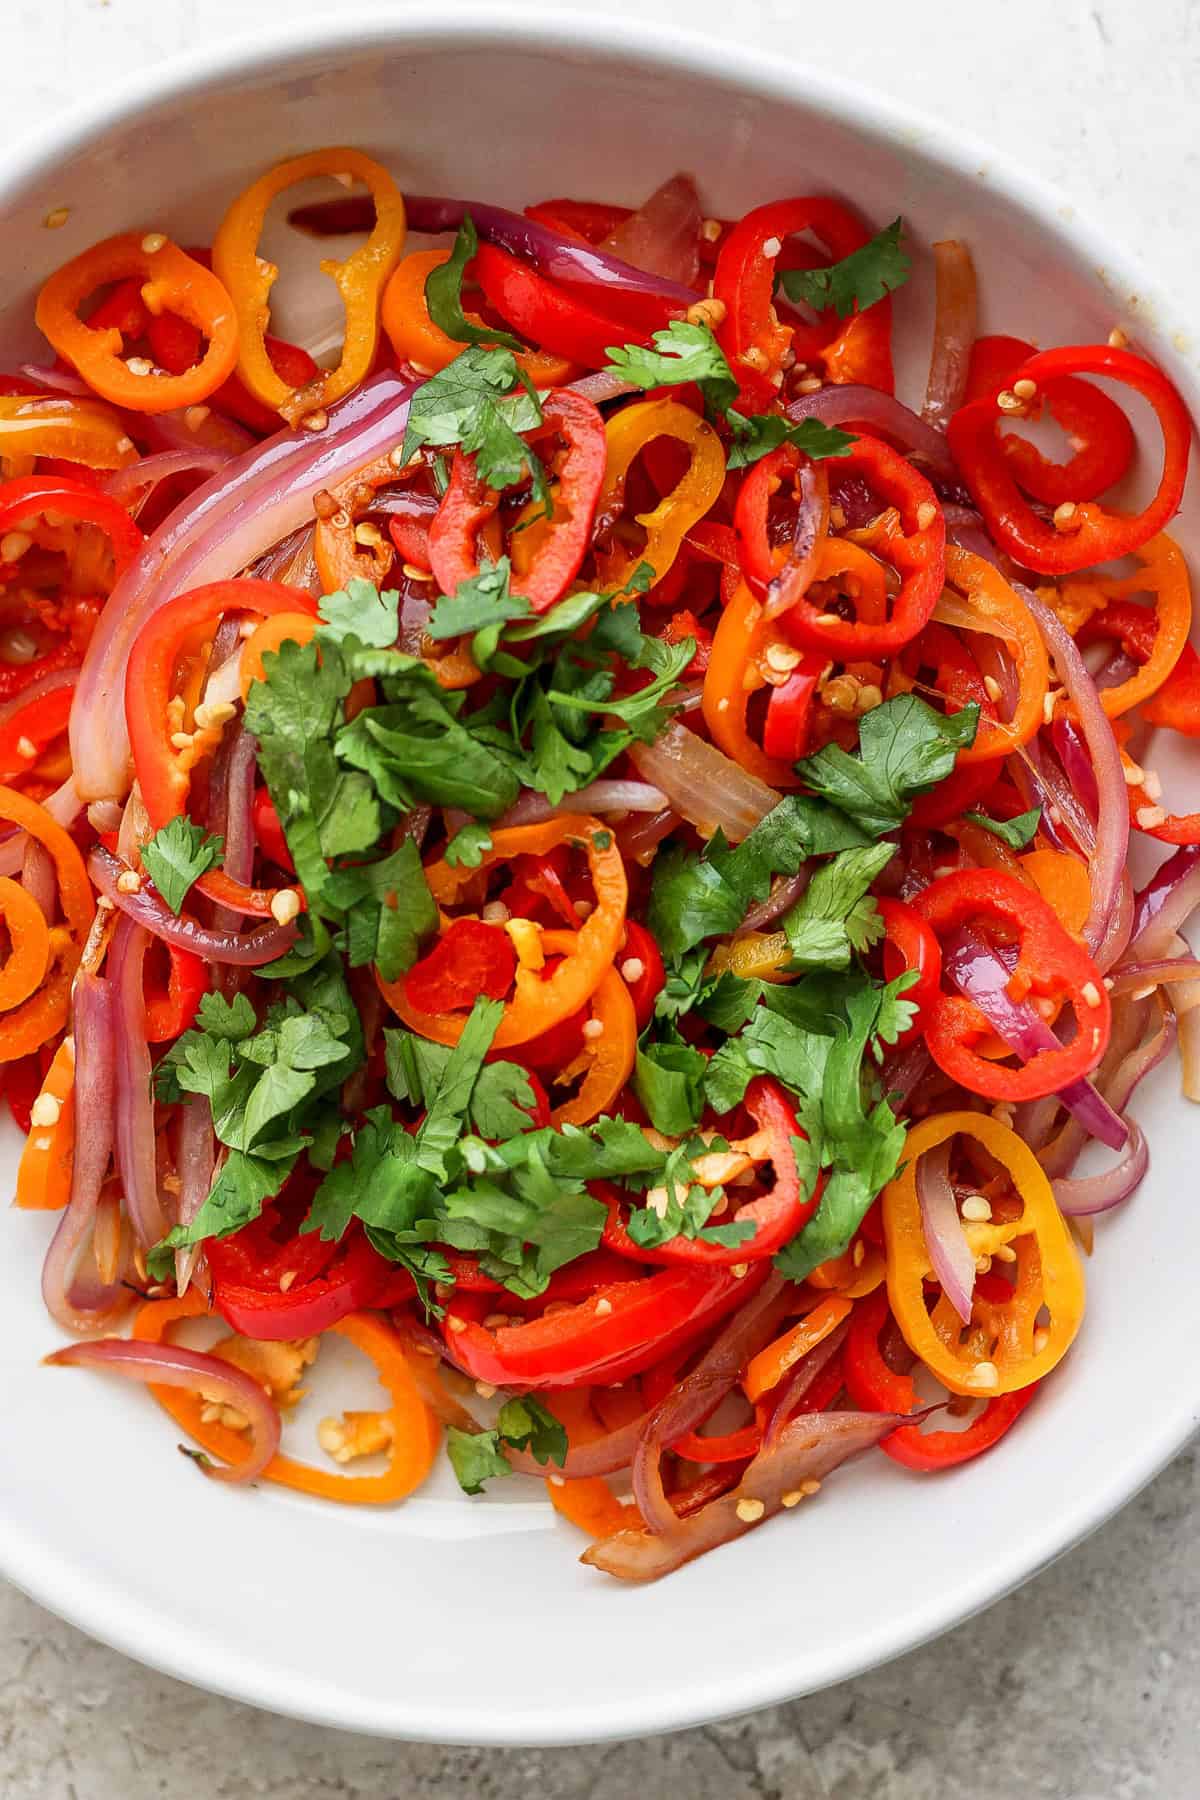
596;398;726;593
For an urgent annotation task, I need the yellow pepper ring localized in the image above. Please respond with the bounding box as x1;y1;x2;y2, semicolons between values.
212;147;406;425
882;1109;1084;1397
595;397;727;595
0;397;140;471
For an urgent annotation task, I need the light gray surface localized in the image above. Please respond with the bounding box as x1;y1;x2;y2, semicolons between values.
3;0;1199;1790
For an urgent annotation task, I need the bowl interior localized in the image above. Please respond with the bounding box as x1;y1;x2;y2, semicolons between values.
2;16;1198;1746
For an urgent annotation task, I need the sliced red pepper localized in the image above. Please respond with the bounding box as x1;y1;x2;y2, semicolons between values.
876;898;942;1049
524;199;633;244
912;868;1111;1101
0;473;143;580
472;242;661;369
143;939;208;1042
252;785;294;871
210;1226;403;1340
714;197;895;410
778;436;944;659
964;333;1135;505
503;848;579;929
1143;641;1200;735
403;916;517;1014
0;680;75;783
428;390;606;611
386;496;437;574
661;608;713;679
905;756;1003;831
441;1259;770;1389
618;920;666;1031
734;442;830;619
761;653;825;761
4;1051;44;1134
601;1077;817;1267
948;344;1191;575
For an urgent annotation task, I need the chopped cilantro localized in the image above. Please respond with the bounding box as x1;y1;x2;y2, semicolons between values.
446;1427;514;1495
602;320;737;417
726;412;856;471
443;821;493;868
795;694;980;838
780;843;894;970
141;818;224;916
423;215;524;353
400;344;548;503
318;579;400;649
445;1395;568;1495
965;806;1042;849
778;219;910;318
632;1027;709;1135
426;557;530;645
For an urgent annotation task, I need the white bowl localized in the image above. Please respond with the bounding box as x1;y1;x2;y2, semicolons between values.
2;6;1198;1747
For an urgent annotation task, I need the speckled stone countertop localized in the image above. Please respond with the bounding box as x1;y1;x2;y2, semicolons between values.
3;2;1199;1793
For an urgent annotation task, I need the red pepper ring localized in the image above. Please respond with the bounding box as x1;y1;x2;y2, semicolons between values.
0;473;144;581
125;577;320;918
963;333;1136;506
143;940;208;1042
876;898;942;1049
778;435;945;659
601;1076;818;1267
472;241;665;369
947;343;1192;576
734;442;832;621
440;1260;770;1391
429;390;607;612
912;868;1111;1103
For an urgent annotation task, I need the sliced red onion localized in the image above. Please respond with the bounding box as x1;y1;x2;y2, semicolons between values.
496;780;669;829
1129;845;1200;961
1037;993;1175;1179
923;241;977;433
916;1139;975;1324
101;446;229;510
89;845;297;965
629;722;779;843
1109;957;1200;996
762;460;830;622
880;1042;932;1109
597;174;701;287
141;403;256;462
943;930;1127;1150
739;870;811;936
508;1412;650;1480
21;838;57;922
70;369;420;805
41;974;129;1334
566;371;640;406
1051;715;1101;819
19;361;92;397
293;192;701;308
1021;586;1129;963
632;1273;792;1537
175;1095;216;1298
1011;739;1095;857
786;386;958;486
109;914;168;1249
585;1409;901;1581
44;1338;281;1484
1052;1120;1148;1216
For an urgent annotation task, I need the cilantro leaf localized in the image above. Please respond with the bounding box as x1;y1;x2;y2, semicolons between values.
495;1396;568;1468
148;1149;292;1276
423;215;523;353
141;818;224;916
400;344;547;499
726;412;856;471
426;557;530;643
633;1029;708;1135
337;666;522;819
446;1426;514;1495
795;695;979;838
780;843;894;970
318;580;400;649
321;838;437;980
444;821;493;868
602;320;737;417
778;219;910;318
965;806;1042;850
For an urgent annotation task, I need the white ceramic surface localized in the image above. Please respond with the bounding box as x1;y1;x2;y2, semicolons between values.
1;7;1198;1747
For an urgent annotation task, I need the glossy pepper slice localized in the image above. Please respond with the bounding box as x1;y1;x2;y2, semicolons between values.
734;443;831;620
36;233;238;414
876;898;941;1049
440;1259;770;1390
595;398;726;595
963;333;1136;505
404;917;518;1013
778;435;944;659
882;1111;1084;1397
212;148;406;425
0;395;140;472
471;241;665;368
548;964;637;1128
948;344;1191;575
713;197;895;410
912;868;1111;1102
1066;533;1191;721
125;577;319;918
381;248;573;386
430;390;607;611
381;816;627;1049
0;473;143;582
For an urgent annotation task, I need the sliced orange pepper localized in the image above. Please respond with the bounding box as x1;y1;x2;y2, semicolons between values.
595;398;726;594
549;963;637;1127
380;816;627;1049
702;581;803;788
1049;533;1191;720
883;1111;1084;1397
1020;848;1091;936
238;611;318;700
14;1035;75;1211
0;785;94;1061
0;396;140;470
742;1295;853;1403
382;249;573;386
35;233;238;414
937;545;1049;762
806;1241;886;1299
542;1388;643;1539
213;148;406;425
0;877;51;1010
133;1294;440;1504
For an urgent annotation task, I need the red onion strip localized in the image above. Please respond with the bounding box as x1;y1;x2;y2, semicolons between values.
41;974;129;1334
597;174;701;287
496;780;669;829
101;446;230;508
763;1316;851;1447
786;386;959;485
1052;1121;1149;1216
916;1140;975;1324
586;1410;903;1581
109;914;169;1249
44;1339;281;1484
89;845;297;965
923;241;977;432
629;722;780;843
1129;845;1200;962
174;1095;216;1299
